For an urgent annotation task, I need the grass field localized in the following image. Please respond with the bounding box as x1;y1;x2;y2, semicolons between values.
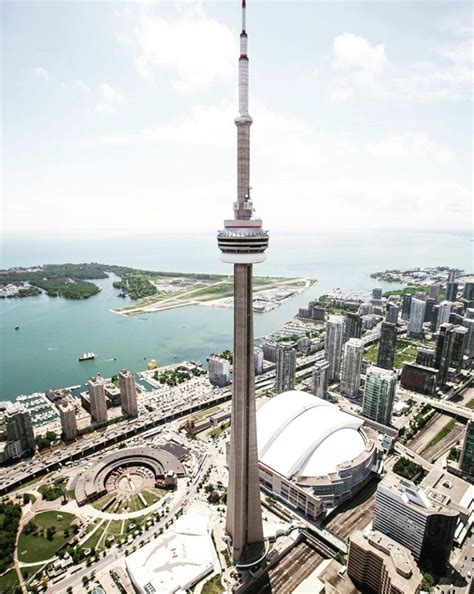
466;398;474;410
421;419;456;454
80;521;107;552
17;511;76;564
0;569;20;593
201;574;225;594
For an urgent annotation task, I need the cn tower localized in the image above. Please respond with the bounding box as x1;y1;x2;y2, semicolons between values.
217;0;268;566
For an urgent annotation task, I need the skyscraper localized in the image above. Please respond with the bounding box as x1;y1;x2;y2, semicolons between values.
462;317;474;358
430;304;440;332
362;367;397;426
462;282;474;303
436;300;452;330
341;338;363;397
377;321;397;370
59;402;78;441
459;419;474;478
424;297;436;323
372;288;383;300
446;281;458;302
4;404;36;459
344;312;362;343
407;298;426;338
451;326;467;371
401;294;412;321
312;359;329;399
325;315;345;381
254;347;264;375
88;374;108;424
275;344;296;393
119;369;138;418
429;284;441;300
217;0;267;564
434;323;455;386
385;303;399;325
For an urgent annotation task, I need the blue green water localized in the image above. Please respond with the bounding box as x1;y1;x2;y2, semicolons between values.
0;229;471;400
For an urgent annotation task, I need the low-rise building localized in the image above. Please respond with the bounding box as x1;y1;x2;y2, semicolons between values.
347;529;422;594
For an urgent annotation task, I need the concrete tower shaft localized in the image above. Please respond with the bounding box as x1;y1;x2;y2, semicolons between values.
217;0;267;566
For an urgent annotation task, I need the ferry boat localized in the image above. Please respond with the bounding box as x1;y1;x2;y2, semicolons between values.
79;352;96;362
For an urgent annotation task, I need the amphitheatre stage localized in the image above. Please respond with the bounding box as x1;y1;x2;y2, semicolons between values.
75;446;185;508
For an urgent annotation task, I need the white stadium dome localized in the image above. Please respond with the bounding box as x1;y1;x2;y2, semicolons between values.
257;390;366;480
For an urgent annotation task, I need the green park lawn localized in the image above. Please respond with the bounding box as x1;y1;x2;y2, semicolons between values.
0;569;20;593
17;511;76;564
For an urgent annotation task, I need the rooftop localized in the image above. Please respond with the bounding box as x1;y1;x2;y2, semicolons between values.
257;391;368;479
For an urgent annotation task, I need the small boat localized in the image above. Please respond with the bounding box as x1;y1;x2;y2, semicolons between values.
15;325;20;330
79;352;96;362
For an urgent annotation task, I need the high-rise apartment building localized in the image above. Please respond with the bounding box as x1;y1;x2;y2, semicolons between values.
262;342;277;363
416;347;435;368
347;529;422;594
208;355;231;387
216;0;267;563
436;300;452;331
254;347;264;375
372;288;383;300
341;338;363;397
434;323;455;386
407;298;426;338
362;367;397;426
429;284;441;300
377;322;397;370
462;317;474;358
312;359;329;399
373;475;458;568
59;402;78;441
88;374;108;424
424;297;436;323
451;326;467;371
430;304;439;332
275;344;296;393
401;294;412;321
325;315;345;381
462;282;474;304
446;281;458;302
459;419;474;478
385;304;399;325
119;369;138;418
4;404;36;459
344;312;362;343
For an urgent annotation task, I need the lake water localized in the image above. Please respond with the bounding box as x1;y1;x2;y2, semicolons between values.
0;229;471;400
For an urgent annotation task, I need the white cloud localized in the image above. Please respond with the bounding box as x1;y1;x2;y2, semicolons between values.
32;67;49;80
367;133;454;163
118;3;236;93
329;28;473;102
75;80;91;93
333;33;388;79
95;83;125;114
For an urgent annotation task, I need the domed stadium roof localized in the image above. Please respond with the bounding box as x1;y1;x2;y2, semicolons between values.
257;390;366;479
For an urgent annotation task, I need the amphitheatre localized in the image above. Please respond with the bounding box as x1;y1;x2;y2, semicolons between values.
75;446;185;510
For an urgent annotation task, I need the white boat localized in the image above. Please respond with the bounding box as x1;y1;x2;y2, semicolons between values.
79;352;96;362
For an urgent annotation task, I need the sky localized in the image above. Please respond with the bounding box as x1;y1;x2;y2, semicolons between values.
1;0;472;235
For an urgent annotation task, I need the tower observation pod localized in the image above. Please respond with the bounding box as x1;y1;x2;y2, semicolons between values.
217;0;268;567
